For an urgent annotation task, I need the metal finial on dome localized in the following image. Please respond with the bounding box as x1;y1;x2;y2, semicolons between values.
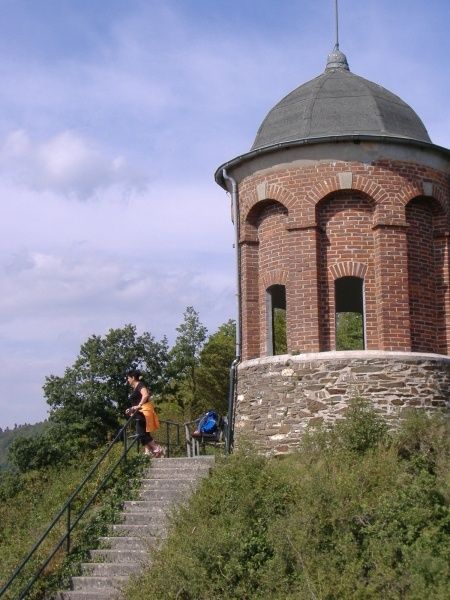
326;44;350;71
326;0;350;71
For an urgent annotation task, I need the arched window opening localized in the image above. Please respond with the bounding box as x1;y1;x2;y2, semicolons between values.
266;285;287;355
335;277;365;350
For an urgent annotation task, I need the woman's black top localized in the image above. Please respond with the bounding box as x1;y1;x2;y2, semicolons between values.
128;383;143;408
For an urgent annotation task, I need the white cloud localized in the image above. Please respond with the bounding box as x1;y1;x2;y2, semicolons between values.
0;129;146;197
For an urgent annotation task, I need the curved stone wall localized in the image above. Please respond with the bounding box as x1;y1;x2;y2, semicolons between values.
236;351;450;454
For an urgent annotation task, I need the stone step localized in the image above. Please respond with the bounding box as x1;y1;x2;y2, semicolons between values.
111;523;168;537
122;511;168;526
90;548;147;563
148;461;213;471
147;457;215;467
139;489;188;502
98;536;148;551
81;562;139;577
143;468;210;479
56;591;119;600
123;500;170;512
72;575;128;591
140;478;197;490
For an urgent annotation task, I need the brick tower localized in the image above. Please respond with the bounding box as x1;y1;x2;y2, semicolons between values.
215;46;450;454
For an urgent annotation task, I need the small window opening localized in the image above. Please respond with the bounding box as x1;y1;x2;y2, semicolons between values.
335;277;365;350
267;285;287;355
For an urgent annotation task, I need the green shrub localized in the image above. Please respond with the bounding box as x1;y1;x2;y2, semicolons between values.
334;396;389;454
7;427;68;472
394;410;450;477
124;408;450;600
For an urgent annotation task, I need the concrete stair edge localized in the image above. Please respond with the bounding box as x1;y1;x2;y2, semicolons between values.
71;574;128;590
56;592;119;600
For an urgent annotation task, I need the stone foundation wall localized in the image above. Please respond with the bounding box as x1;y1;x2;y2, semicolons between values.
235;351;450;454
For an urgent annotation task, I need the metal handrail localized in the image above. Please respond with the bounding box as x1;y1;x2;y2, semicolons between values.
0;415;185;600
155;419;183;458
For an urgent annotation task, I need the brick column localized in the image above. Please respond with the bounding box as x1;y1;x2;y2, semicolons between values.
287;225;321;353
240;240;260;359
373;224;411;351
434;232;450;354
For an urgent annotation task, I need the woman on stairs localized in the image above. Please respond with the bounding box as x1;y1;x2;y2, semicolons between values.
126;369;164;457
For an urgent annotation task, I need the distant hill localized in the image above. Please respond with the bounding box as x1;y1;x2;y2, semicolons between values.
0;421;49;470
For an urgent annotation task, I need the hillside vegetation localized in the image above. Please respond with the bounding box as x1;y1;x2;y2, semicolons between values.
124;402;450;600
0;309;234;598
0;422;48;470
0;445;146;600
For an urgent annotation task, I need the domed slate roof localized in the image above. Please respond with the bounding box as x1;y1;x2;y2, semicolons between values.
252;48;431;150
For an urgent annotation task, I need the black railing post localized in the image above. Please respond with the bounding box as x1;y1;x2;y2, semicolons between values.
166;421;170;458
123;422;128;466
66;502;71;554
136;416;140;454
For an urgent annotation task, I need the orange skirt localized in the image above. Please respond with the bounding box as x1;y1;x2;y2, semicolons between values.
139;402;160;433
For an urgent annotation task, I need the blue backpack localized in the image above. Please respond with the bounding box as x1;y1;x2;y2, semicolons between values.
199;410;219;434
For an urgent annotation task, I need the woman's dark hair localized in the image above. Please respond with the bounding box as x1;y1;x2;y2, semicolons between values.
127;369;143;381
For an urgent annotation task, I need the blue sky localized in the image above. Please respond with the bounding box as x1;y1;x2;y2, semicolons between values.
0;0;449;428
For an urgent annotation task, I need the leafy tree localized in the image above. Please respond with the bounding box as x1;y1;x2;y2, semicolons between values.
44;324;169;443
9;325;169;471
195;320;236;416
167;307;207;416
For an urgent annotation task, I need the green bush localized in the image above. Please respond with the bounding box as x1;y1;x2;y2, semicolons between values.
124;407;450;600
334;396;389;454
7;427;68;472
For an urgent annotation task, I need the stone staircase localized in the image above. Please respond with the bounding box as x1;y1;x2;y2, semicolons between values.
55;455;215;600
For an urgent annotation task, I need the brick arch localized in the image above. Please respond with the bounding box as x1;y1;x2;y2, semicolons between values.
315;189;376;230
307;174;385;206
402;187;448;216
373;180;448;223
431;184;449;214
241;198;289;243
404;193;447;238
242;182;294;224
261;269;289;289
405;194;445;214
329;262;368;280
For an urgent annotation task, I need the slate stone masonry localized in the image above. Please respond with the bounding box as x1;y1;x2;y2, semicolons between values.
236;351;450;454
